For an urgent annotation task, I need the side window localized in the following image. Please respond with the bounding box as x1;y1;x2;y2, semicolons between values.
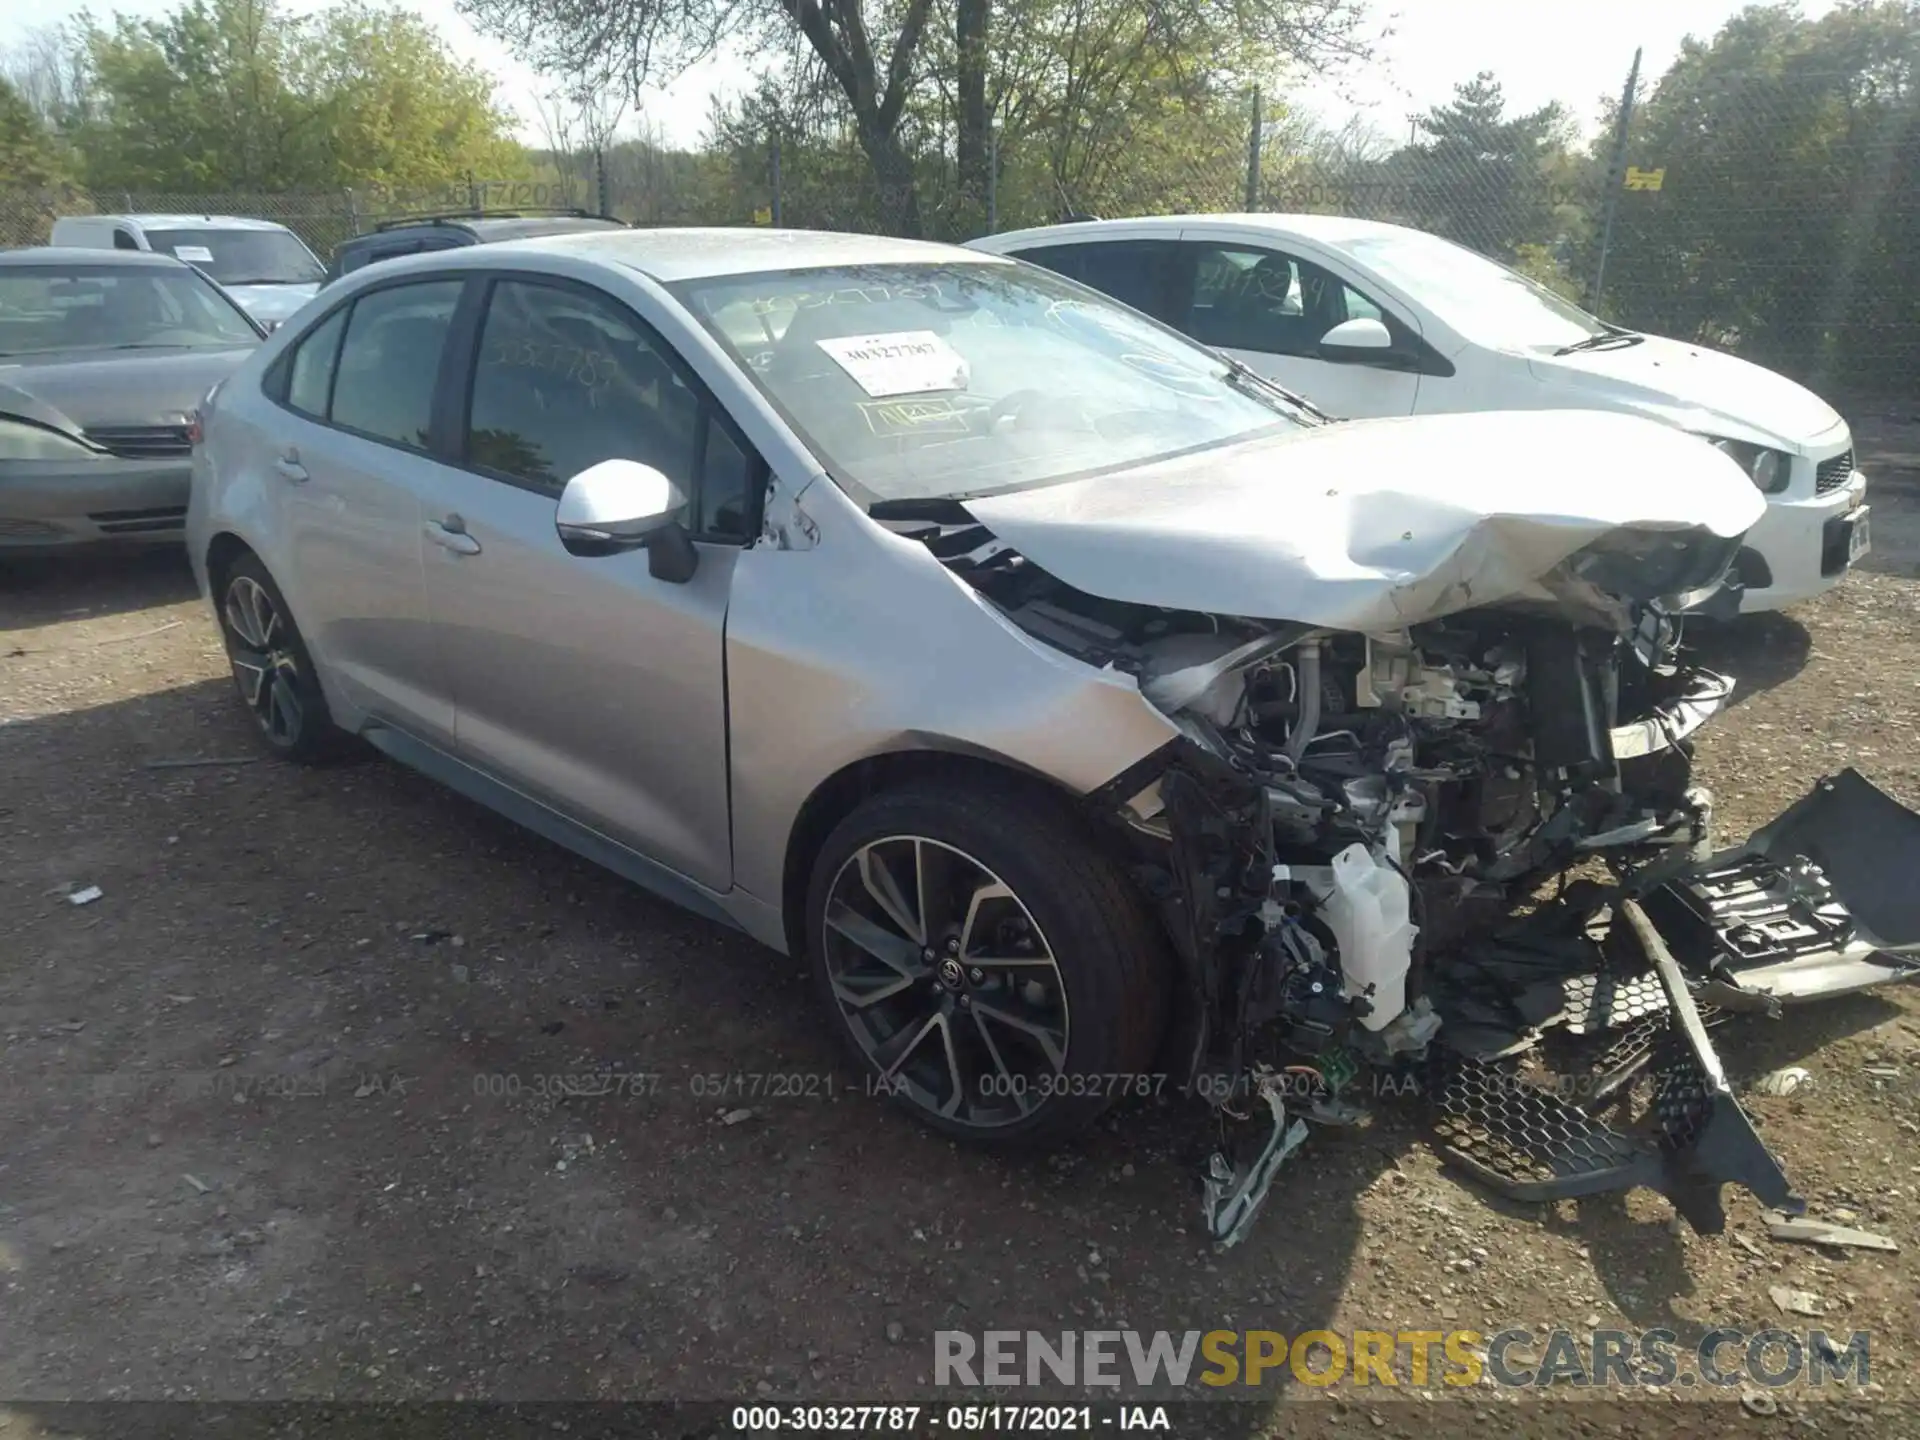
1013;241;1180;320
697;418;756;537
463;279;761;539
1181;243;1397;357
1182;245;1316;355
329;280;462;449
112;229;140;251
1342;287;1385;323
285;308;347;418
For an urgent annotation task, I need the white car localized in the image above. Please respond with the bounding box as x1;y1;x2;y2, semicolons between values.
968;215;1871;613
50;213;325;329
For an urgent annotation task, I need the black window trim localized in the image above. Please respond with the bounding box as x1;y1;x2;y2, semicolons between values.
440;269;766;546
261;271;473;459
279;305;348;421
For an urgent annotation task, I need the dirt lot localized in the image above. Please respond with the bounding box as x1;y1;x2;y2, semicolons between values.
3;426;1920;1430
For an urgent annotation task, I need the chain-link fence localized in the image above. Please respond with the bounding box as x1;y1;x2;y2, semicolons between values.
4;55;1914;407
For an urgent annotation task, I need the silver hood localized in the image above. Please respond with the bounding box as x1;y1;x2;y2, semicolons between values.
964;408;1766;631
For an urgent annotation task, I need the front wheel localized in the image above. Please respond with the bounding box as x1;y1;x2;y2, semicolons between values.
805;779;1172;1145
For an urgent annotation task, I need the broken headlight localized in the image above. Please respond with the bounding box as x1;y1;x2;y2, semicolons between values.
1703;436;1791;495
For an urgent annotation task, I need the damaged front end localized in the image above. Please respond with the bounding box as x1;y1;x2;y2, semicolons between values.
896;496;1920;1246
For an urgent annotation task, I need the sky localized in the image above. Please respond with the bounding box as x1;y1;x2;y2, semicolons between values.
2;0;1843;151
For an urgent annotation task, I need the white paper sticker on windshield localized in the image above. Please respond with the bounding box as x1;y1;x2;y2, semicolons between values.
816;330;969;397
172;245;216;263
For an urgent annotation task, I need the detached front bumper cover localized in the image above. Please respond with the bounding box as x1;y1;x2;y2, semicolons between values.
1428;769;1920;1233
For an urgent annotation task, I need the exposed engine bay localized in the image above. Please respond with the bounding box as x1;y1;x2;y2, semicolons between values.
883;497;1920;1247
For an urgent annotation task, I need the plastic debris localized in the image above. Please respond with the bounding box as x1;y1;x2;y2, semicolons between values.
1750;1066;1812;1096
66;885;103;907
1767;1286;1825;1317
720;1108;755;1126
1762;1209;1899;1252
1201;1067;1310;1249
182;1174;211;1194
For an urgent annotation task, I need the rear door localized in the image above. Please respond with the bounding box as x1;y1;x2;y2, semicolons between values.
413;273;758;891
265;276;468;743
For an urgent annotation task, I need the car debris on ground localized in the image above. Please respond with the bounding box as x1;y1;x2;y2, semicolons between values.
1762;1209;1900;1252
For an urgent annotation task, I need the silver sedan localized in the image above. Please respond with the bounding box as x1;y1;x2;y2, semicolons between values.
189;229;1920;1240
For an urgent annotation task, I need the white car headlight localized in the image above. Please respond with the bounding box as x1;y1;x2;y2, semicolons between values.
1704;436;1791;495
0;417;102;462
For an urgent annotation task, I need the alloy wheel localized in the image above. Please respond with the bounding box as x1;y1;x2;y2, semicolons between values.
223;574;305;746
821;835;1070;1130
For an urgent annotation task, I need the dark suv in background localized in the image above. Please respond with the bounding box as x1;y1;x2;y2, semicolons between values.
322;210;627;285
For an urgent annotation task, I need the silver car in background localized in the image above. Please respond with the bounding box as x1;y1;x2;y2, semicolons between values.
189;229;1920;1243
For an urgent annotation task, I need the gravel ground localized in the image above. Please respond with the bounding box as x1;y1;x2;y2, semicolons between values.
3;428;1919;1430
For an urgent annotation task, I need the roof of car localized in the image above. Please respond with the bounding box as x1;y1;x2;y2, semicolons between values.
484;226;1006;282
349;215;627;244
0;246;193;269
975;213;1422;250
62;213;297;233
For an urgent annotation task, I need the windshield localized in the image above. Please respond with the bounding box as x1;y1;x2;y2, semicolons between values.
675;262;1308;502
1342;231;1608;350
0;266;261;356
148;227;324;286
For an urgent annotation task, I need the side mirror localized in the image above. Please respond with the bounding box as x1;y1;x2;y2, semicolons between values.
1318;316;1395;363
555;458;697;580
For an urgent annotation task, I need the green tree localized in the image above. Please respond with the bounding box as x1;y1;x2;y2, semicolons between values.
0;74;65;190
1598;0;1920;398
455;0;1370;237
71;0;524;191
1385;71;1576;259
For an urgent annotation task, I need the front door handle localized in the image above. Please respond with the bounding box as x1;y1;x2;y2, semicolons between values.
272;449;308;483
425;518;481;556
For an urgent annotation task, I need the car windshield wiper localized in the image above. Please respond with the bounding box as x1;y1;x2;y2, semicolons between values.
1554;325;1646;356
220;276;313;286
1219;354;1336;423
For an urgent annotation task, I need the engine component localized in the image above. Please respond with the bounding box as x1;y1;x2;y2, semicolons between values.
1312;844;1416;1031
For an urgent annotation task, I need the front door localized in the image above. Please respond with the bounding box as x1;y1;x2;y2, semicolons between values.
416;275;759;892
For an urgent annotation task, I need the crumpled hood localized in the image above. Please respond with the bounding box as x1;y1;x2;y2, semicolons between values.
1528;335;1842;450
0;348;255;437
963;408;1766;631
223;282;319;326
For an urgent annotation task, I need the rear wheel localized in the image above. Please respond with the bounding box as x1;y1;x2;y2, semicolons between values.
216;553;341;762
805;778;1172;1145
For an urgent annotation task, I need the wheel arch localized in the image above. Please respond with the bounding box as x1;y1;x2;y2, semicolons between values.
779;745;1126;961
203;529;256;599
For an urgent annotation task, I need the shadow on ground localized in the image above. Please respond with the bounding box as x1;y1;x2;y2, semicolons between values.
1684;609;1813;708
0;546;200;631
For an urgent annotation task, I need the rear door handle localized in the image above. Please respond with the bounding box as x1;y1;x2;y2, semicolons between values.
272;449;308;483
425;518;481;556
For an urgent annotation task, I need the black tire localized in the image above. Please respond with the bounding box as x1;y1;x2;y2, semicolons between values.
214;552;343;763
804;777;1172;1146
